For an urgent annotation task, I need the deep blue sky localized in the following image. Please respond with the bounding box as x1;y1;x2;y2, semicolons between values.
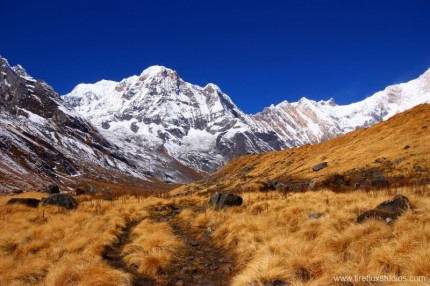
2;0;430;113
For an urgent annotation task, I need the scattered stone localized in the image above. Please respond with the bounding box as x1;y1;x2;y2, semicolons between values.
12;189;24;194
42;194;78;209
175;280;184;286
204;227;212;237
74;188;86;195
394;158;404;164
260;180;278;192
356;194;410;223
209;192;243;209
7;198;40;208
312;162;328;171
101;121;110;129
130;122;139;133
308;212;323;220
308;180;316;189
43;184;60;194
403;145;410;150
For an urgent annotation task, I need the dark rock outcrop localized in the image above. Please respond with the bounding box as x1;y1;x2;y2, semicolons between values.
43;184;60;194
209;192;243;209
312;162;328;171
41;194;78;209
357;194;410;223
7;198;40;208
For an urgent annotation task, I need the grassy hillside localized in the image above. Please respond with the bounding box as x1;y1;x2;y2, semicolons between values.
174;104;430;196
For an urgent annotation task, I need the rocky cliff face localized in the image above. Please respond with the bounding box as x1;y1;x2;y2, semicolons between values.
0;56;156;192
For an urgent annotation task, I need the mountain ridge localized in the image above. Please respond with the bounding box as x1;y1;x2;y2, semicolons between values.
0;56;179;193
174;103;430;196
64;65;287;179
64;64;430;177
1;53;430;190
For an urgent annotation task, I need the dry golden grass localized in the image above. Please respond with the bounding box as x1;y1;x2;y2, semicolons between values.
122;220;184;277
1;187;430;285
177;187;430;285
0;193;178;285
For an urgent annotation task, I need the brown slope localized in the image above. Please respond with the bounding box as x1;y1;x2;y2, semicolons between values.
174;104;430;195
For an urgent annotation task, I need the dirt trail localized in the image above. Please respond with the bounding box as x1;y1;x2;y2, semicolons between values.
102;219;156;286
150;204;234;286
102;204;234;286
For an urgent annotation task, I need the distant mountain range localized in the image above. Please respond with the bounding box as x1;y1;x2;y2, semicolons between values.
1;54;429;191
64;65;430;178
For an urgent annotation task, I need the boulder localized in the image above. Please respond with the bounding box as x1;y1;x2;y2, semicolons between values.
42;194;78;209
357;194;409;223
74;188;86;195
209;192;243;209
7;198;40;208
43;184;60;194
312;162;328;171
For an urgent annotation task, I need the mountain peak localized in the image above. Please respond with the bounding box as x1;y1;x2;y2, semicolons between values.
12;64;30;78
203;83;221;93
319;98;336;106
297;97;315;105
140;65;177;78
0;55;11;68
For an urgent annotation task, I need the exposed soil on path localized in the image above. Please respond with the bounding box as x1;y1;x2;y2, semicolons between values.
102;219;156;286
150;204;235;286
101;203;234;286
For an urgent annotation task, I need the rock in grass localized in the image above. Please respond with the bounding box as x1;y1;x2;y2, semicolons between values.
356;194;409;223
43;184;60;194
308;212;323;220
7;198;40;208
209;192;243;209
42;194;78;209
312;162;328;171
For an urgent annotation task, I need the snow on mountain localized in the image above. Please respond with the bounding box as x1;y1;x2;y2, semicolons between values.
3;53;425;188
64;65;430;183
0;56;157;192
251;68;430;145
64;66;286;179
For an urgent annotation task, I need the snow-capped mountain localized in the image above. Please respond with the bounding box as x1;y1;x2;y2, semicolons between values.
0;56;159;192
64;65;430;181
251;68;430;145
64;66;286;178
2;53;429;190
